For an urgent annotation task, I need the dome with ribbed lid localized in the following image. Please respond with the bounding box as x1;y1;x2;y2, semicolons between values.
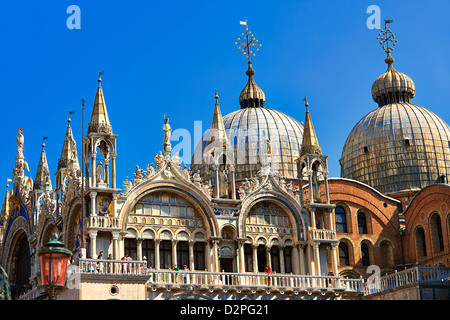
239;61;265;108
371;53;416;107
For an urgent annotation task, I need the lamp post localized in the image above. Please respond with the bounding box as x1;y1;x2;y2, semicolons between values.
37;233;72;300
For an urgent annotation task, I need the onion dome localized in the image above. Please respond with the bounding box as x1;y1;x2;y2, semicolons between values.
371;53;416;107
239;61;266;108
341;22;450;195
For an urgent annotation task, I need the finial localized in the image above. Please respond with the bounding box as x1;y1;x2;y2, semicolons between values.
215;89;219;104
42;136;48;148
235;20;262;63
303;96;309;111
98;71;104;85
377;19;397;67
81;98;86;106
68;111;75;123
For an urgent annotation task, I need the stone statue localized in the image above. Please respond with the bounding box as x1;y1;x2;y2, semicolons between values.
122;176;133;192
263;130;271;155
96;161;105;183
219;165;228;198
16;127;24;159
133;165;144;183
154;151;165;171
163;116;172;155
172;152;181;168
312;162;321;203
146;163;156;179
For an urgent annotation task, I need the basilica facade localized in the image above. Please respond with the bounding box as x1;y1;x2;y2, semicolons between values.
0;23;449;300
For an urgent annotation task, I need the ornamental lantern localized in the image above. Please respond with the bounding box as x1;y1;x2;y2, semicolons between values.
37;233;72;299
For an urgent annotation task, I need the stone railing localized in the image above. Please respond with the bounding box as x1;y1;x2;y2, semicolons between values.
78;258;147;275
363;266;450;296
87;216;120;229
147;270;363;293
309;228;336;242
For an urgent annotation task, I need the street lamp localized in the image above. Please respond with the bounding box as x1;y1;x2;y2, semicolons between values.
37;233;72;299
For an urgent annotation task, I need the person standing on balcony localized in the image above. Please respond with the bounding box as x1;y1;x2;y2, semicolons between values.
265;264;271;285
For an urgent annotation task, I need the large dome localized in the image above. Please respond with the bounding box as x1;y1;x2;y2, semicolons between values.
341;54;450;195
222;107;304;180
191;62;304;181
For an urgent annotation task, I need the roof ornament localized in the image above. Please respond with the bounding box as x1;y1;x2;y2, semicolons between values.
376;19;397;67
235;20;262;63
235;20;266;108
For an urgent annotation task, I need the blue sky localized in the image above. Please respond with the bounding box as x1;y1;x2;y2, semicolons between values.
0;0;449;190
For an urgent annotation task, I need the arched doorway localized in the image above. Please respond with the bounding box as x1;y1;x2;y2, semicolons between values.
9;232;31;299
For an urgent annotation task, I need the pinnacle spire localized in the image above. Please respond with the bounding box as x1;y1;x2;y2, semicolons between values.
58;113;80;171
210;90;228;147
300;97;321;156
88;71;112;134
34;139;52;191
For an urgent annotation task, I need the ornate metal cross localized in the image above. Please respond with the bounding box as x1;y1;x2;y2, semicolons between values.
377;19;398;54
235;20;262;62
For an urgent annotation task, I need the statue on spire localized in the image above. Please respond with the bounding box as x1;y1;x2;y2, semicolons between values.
163;115;172;157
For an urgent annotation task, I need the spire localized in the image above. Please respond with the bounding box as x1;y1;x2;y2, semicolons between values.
1;182;10;220
88;71;112;134
58;112;80;171
235;21;265;108
210;90;228;146
34;138;52;191
300;97;322;156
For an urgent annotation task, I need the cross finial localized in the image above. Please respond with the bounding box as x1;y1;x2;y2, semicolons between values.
377;19;397;55
235;20;262;62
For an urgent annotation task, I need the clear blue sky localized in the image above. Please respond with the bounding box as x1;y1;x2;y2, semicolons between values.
0;0;449;190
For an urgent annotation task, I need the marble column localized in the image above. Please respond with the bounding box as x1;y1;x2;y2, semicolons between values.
155;239;161;270
279;245;286;274
89;231;98;259
252;244;258;273
189;240;195;270
172;239;178;269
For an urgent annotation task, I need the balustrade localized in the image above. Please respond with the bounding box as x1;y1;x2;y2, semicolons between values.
309;228;336;241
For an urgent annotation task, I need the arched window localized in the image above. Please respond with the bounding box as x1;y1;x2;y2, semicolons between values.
361;242;370;266
142;240;155;268
415;227;427;259
357;212;368;234
284;246;293;273
159;240;172;269
270;246;280;273
193;242;205;270
430;213;444;253
338;242;350;266
124;238;137;260
244;244;253;272
335;206;347;233
177;241;190;269
380;241;394;267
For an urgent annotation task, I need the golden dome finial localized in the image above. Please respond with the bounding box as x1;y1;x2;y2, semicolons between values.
376;19;397;67
235;20;262;63
303;96;309;111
